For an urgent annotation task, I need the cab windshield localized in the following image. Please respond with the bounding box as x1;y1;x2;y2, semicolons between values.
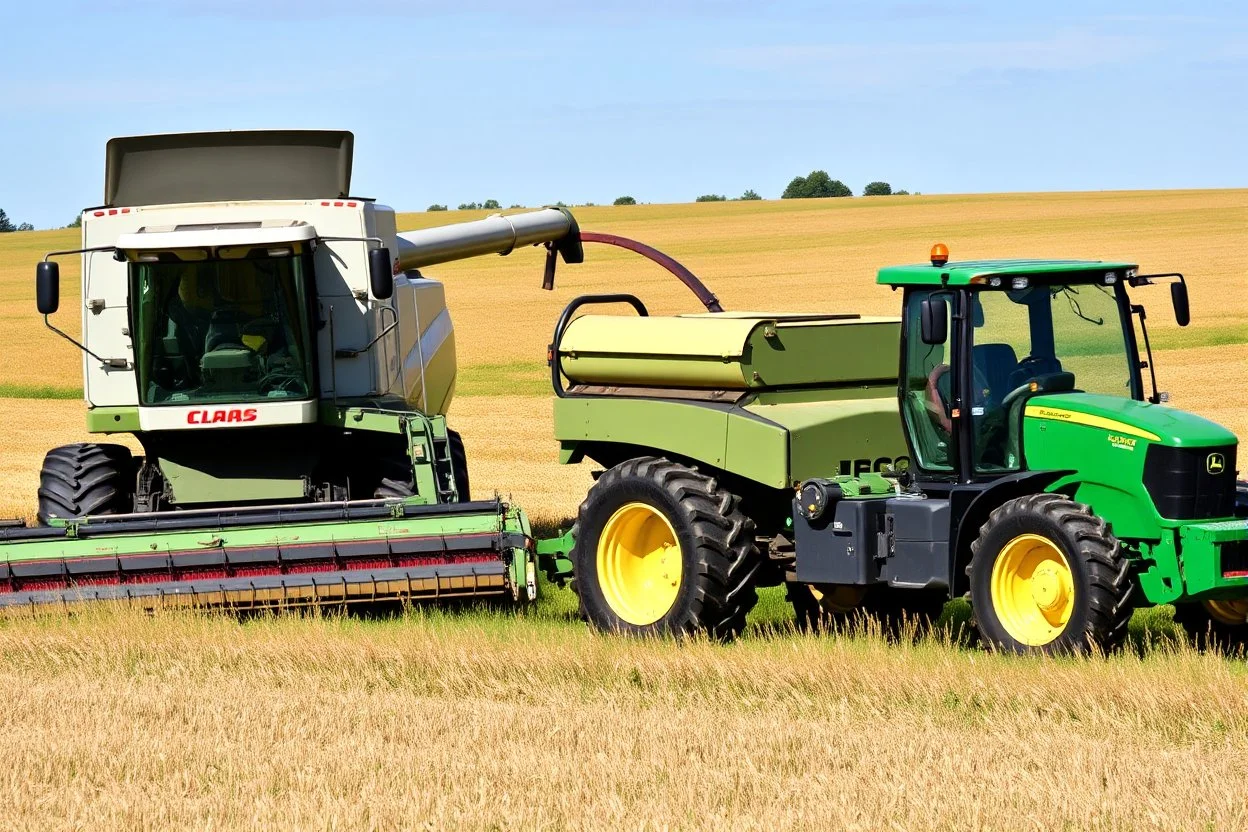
903;279;1135;475
131;248;315;406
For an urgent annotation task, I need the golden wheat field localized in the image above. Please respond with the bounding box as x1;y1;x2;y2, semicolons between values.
0;192;1246;831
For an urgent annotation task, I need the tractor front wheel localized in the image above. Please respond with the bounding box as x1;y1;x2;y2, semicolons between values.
968;493;1134;654
571;456;761;640
1173;600;1248;653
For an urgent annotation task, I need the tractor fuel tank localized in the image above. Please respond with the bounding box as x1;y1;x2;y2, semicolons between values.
557;312;901;390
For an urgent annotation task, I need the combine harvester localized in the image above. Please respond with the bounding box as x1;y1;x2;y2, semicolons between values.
10;130;595;609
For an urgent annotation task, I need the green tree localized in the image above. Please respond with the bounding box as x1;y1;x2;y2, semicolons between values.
894;189;911;196
695;194;727;202
427;204;448;212
67;215;82;228
738;189;762;200
0;209;14;233
482;199;501;209
17;222;33;231
457;202;480;210
613;195;637;206
781;171;851;199
862;181;893;196
508;204;525;209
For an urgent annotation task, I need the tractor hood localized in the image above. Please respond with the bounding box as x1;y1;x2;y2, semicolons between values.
104;130;354;207
1024;393;1237;448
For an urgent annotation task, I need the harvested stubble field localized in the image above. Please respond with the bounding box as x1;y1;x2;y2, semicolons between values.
0;191;1246;830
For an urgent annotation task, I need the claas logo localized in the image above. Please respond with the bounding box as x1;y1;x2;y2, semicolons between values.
187;408;259;425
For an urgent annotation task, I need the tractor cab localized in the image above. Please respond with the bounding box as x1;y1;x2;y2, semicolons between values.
879;249;1191;484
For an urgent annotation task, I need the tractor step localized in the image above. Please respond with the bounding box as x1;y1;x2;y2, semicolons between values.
0;498;532;612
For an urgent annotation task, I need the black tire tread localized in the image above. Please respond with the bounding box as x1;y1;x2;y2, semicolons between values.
37;443;133;523
1172;602;1248;653
571;456;761;640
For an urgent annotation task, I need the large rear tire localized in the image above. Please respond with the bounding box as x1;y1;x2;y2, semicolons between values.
373;429;470;502
37;443;134;523
968;493;1134;654
572;456;761;640
1173;600;1248;653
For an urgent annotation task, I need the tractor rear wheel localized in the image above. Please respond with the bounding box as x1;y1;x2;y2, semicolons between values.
1173;600;1248;653
37;443;134;523
968;493;1134;654
789;583;946;638
571;456;761;640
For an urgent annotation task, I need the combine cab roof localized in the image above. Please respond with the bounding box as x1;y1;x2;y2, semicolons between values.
877;259;1138;287
104;130;354;207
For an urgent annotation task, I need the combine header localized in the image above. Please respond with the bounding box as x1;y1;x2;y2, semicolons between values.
9;130;589;610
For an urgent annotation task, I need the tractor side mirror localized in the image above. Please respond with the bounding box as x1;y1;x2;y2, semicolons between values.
369;247;394;300
920;297;948;345
36;261;60;315
1170;282;1190;327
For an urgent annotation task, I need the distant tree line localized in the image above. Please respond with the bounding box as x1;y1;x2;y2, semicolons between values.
0;209;35;232
782;171;913;199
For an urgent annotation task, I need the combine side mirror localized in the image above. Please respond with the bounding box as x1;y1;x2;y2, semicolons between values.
920;297;948;345
36;261;60;315
369;246;394;300
1170;282;1190;327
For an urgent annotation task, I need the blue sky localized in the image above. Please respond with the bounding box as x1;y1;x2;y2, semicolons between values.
3;1;1247;228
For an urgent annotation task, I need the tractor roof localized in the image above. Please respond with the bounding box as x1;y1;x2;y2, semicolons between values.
877;259;1138;287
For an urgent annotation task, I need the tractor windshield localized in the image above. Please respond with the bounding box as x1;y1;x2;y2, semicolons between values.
968;280;1134;472
130;247;316;406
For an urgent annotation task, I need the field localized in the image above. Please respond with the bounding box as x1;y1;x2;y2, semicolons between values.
0;191;1246;829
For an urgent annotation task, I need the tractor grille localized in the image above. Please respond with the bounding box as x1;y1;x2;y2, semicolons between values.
1142;444;1237;520
1222;540;1248;579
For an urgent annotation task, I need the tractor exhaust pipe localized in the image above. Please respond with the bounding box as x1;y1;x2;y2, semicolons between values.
395;207;584;273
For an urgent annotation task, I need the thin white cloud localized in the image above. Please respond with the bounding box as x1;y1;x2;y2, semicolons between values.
708;28;1159;89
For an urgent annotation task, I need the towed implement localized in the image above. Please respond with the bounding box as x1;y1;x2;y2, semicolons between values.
543;246;1248;653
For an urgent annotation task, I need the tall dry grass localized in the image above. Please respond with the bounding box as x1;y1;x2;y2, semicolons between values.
0;605;1244;831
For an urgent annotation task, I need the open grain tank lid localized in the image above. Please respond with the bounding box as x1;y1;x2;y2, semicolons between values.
104;130;354;206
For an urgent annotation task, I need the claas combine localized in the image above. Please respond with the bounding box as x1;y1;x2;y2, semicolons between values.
10;129;1248;655
11;130;590;609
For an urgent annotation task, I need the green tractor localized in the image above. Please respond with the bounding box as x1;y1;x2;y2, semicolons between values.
544;246;1248;652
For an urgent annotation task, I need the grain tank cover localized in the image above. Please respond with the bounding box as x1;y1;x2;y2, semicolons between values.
104;130;354;206
558;312;901;390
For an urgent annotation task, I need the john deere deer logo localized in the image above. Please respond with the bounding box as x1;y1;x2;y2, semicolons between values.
1207;453;1226;475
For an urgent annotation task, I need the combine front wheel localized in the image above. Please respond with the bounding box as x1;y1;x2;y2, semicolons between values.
1173;600;1248;653
571;456;761;640
37;443;134;523
968;493;1133;654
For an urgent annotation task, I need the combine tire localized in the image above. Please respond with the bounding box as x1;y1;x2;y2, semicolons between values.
968;493;1134;654
37;443;134;523
571;456;761;640
1173;600;1248;654
373;429;470;502
789;583;946;638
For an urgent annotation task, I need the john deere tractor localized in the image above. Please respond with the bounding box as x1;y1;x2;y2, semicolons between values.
544;247;1248;653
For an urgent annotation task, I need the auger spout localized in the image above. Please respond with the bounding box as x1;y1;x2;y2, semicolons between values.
395;207;583;273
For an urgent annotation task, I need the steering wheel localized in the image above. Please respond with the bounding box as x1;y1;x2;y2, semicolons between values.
259;373;301;396
925;364;952;433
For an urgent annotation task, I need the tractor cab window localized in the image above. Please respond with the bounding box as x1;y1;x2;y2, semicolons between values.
901;290;955;473
970;281;1132;474
131;247;316;406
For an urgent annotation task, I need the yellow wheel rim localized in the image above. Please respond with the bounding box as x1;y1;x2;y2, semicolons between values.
596;502;682;626
809;584;867;614
1204;599;1248;626
989;533;1075;646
